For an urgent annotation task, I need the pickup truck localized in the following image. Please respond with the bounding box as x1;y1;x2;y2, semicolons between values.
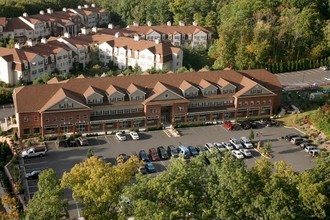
21;146;47;159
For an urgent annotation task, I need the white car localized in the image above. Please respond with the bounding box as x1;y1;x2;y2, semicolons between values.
231;150;244;159
229;138;244;149
324;77;330;81
115;132;126;141
305;146;319;153
129;131;140;140
213;142;227;152
222;142;234;150
239;149;252;157
205;143;215;151
240;137;253;148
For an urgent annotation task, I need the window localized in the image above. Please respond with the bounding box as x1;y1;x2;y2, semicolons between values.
23;128;30;135
24;116;28;122
178;106;184;111
34;116;38;121
244;101;248;106
268;100;272;104
117;109;123;114
124;109;130;114
131;108;137;113
238;102;242;106
256;101;260;105
45;118;49;122
84;115;88;119
53;117;57;122
68;117;73;120
61;117;65;121
250;101;254;105
150;108;157;114
33;128;40;134
76;115;80;120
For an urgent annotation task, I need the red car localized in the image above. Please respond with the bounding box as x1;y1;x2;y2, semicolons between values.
148;148;160;161
223;121;233;130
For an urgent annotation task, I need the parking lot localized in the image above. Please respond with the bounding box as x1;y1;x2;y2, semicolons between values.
21;123;316;218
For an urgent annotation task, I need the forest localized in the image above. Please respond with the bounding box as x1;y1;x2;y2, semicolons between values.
1;0;330;70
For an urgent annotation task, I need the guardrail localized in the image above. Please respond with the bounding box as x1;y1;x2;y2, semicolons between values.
0;104;14;110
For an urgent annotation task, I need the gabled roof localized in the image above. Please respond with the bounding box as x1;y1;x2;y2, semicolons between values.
143;81;186;104
199;79;217;89
47;76;60;84
39;88;87;112
239;69;282;92
217;78;235;88
83;86;104;98
106;84;125;96
179;80;198;91
125;25;212;36
0;17;6;27
127;83;146;95
13;70;282;113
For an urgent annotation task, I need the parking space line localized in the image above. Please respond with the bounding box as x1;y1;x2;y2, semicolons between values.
104;135;111;144
160;160;167;170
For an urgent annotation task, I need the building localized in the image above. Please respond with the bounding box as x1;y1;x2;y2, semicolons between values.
13;69;282;138
125;21;213;48
0;4;110;42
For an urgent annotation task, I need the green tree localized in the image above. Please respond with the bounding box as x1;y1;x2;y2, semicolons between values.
25;169;68;220
249;129;255;140
62;156;140;219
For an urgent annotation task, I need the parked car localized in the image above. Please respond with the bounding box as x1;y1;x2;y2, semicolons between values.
223;121;234;130
239;149;252;157
293;138;310;146
250;121;258;129
188;146;199;157
309;149;320;157
157;146;169;160
265;119;277;127
66;138;77;147
285;134;302;141
241;121;251;130
205;143;215;151
229;138;243;149
196;145;208;153
129;131;140;140
305;146;319;153
117;154;130;164
231;150;244;159
222;142;234;150
137;166;147;175
300;143;317;150
25;169;42;180
291;137;307;145
213;143;226;152
139;150;149;162
77;137;88;146
167;145;179;158
149;148;160;161
240;137;253;148
178;146;191;159
145;162;156;173
116;132;127;141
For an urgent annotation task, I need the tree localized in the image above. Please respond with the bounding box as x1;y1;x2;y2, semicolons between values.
86;148;94;158
61;156;141;219
25;169;68;220
249;129;254;140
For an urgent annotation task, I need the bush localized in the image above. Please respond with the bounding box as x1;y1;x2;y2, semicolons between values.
145;125;162;131
175;122;209;128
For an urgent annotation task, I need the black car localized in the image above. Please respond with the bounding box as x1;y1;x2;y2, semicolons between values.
188;146;199;157
117;154;130;164
139;150;149;162
196;145;208;153
167;145;179;158
284;134;301;141
265;119;277;127
157;146;169;160
66;138;77;147
25;170;42;180
241;121;251;130
250;121;258;129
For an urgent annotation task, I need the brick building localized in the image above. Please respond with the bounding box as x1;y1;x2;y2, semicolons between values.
13;69;282;138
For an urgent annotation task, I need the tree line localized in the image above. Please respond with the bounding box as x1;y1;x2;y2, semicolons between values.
20;151;330;219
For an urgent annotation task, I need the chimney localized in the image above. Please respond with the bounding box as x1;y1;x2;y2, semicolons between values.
91;3;96;7
26;40;35;47
23;12;28;17
62;8;67;12
147;21;152;26
64;32;70;38
193;21;197;26
115;32;120;38
41;37;47;44
167;21;171;26
84;4;89;8
15;43;22;49
108;23;114;29
155;39;160;44
92;27;98;33
81;27;89;35
40;10;44;15
47;8;53;14
134;35;140;41
133;21;139;27
78;5;82;9
179;21;185;26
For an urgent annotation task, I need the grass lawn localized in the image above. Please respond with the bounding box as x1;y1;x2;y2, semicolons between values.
277;110;316;127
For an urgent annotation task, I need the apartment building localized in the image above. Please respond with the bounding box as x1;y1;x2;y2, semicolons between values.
13;69;282;138
0;29;183;84
0;4;110;42
125;21;213;48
